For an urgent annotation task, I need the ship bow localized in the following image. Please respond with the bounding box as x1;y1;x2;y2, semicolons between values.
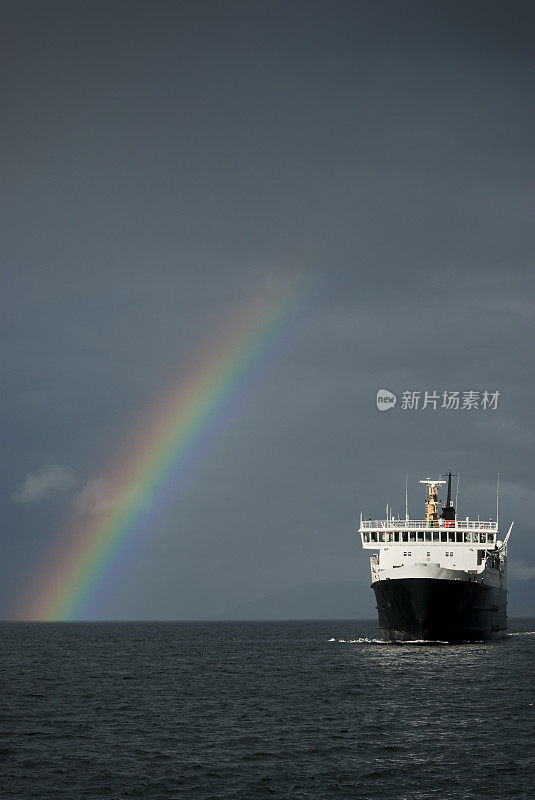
373;577;506;642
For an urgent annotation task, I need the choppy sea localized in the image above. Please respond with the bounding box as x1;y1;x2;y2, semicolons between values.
1;619;534;799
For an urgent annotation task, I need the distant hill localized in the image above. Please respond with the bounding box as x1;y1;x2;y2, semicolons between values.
221;579;375;620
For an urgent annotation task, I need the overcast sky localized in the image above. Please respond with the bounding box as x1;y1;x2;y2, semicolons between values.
2;0;535;620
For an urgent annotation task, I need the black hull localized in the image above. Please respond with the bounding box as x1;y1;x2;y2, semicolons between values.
373;578;507;642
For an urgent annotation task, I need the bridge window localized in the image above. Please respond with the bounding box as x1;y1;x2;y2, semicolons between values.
409;531;416;542
481;533;486;543
371;532;378;542
394;532;400;542
425;531;432;542
456;532;463;542
418;531;424;542
433;532;440;542
441;531;447;542
448;532;455;542
402;531;408;542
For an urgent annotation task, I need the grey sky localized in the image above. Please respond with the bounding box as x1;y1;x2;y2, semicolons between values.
2;0;534;619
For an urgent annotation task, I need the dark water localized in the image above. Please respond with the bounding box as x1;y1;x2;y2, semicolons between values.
1;620;534;799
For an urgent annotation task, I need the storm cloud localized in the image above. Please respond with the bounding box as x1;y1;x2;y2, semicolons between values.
2;0;534;619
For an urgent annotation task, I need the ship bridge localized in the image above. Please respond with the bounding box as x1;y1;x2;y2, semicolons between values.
358;517;498;548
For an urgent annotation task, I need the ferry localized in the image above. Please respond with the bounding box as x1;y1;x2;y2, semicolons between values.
358;472;513;641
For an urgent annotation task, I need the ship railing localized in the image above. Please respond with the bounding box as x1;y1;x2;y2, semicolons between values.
359;519;498;531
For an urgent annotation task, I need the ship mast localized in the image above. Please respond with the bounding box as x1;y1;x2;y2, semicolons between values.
440;470;457;521
420;478;446;523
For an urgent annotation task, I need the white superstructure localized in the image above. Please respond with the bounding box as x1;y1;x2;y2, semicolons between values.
358;476;512;591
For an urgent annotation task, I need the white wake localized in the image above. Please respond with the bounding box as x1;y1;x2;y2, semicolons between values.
328;637;450;645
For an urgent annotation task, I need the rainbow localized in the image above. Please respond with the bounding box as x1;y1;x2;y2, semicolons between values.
20;277;305;621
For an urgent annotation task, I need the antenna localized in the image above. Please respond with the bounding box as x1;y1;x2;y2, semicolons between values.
405;473;409;522
496;473;500;527
455;473;460;515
